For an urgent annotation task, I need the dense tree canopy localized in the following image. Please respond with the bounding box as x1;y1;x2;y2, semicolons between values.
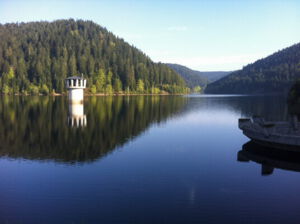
205;43;300;94
0;19;188;94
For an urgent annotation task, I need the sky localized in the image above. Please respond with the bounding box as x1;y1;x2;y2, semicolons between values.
0;0;299;71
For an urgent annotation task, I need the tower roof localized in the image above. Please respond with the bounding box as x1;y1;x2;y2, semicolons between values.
66;76;86;80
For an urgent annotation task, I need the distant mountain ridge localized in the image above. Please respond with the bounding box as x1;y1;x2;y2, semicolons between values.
205;43;300;94
166;63;231;88
166;63;207;88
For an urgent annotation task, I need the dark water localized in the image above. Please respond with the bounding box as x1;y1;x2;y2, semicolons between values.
0;95;299;224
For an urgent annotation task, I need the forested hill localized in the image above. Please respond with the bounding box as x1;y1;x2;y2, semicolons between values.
166;63;231;89
0;19;188;95
166;63;208;88
205;43;300;94
200;71;232;82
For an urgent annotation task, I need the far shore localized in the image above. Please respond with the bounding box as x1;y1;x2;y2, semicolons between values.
1;92;190;97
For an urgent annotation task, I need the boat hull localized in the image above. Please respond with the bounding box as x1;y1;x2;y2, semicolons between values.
239;118;300;151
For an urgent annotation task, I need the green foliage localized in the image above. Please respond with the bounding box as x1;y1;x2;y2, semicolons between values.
125;86;130;95
206;43;300;94
28;84;39;95
105;84;113;95
1;67;18;94
90;85;97;94
137;79;145;93
2;84;11;94
106;70;113;86
113;78;122;93
151;87;161;94
7;67;15;80
40;84;50;95
161;84;190;94
192;86;201;93
95;69;106;93
0;19;187;95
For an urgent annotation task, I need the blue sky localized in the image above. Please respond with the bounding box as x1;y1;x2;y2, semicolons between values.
0;0;299;71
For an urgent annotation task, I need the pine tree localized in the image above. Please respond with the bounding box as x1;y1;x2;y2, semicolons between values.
95;68;106;93
113;77;122;93
137;79;145;93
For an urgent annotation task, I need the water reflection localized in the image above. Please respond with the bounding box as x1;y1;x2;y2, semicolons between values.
0;95;292;165
1;95;299;223
185;95;289;121
238;141;300;175
68;102;87;127
0;96;187;163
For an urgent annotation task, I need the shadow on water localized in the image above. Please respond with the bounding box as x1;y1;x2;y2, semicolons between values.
238;141;300;176
0;96;187;164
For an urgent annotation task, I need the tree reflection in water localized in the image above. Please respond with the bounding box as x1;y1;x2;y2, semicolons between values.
0;96;187;164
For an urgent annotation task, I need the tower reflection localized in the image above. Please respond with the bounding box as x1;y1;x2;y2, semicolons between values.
67;102;87;127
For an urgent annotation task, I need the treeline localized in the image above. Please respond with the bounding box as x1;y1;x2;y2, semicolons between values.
0;19;188;95
205;43;300;94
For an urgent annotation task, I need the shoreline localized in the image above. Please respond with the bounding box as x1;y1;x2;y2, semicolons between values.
1;93;189;97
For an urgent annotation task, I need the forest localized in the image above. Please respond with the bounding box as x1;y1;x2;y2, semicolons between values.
0;19;188;95
205;43;300;94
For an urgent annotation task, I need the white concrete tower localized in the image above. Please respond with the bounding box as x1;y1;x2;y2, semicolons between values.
65;76;87;103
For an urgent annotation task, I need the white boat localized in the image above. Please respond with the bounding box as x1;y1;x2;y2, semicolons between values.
238;116;300;151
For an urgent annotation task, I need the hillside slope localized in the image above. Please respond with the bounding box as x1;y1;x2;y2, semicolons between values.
0;19;187;94
166;63;231;89
200;71;232;82
205;43;300;94
166;63;208;88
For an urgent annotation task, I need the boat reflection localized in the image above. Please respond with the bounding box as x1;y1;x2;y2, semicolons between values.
238;141;300;175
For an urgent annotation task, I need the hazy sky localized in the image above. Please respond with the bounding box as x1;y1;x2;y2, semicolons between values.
1;0;299;71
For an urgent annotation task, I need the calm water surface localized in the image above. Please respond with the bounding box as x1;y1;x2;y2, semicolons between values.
0;95;299;224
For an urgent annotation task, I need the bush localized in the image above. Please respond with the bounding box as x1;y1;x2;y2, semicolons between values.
40;84;50;95
2;84;11;94
151;87;160;94
105;84;113;95
28;84;39;95
90;85;97;94
192;86;202;93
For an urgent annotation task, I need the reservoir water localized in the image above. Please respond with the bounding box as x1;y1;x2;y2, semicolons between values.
0;95;299;224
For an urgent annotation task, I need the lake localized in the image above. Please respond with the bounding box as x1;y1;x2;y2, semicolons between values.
0;95;299;224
